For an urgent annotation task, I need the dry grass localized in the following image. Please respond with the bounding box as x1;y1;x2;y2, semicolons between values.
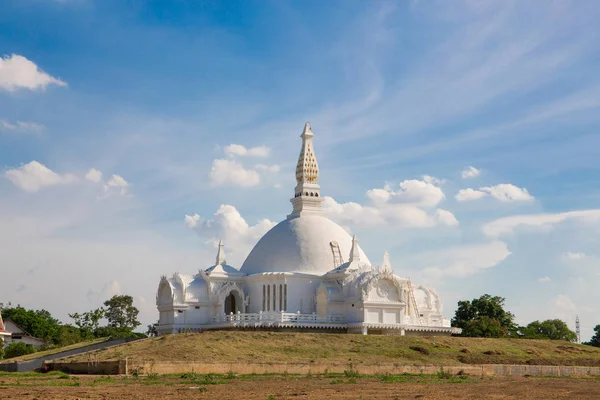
58;331;600;366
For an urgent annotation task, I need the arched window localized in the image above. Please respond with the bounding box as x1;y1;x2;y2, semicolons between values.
304;192;308;196
315;193;319;197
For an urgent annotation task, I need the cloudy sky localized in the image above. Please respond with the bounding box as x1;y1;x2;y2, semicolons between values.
1;0;599;340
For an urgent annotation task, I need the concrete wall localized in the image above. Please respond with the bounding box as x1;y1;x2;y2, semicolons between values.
0;362;18;372
119;361;600;377
47;360;126;375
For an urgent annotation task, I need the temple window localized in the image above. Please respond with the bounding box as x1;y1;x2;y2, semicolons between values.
272;284;277;311
284;284;287;311
262;285;266;311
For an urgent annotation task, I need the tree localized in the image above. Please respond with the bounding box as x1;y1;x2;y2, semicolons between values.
520;319;577;342
146;321;158;337
103;295;140;331
69;308;105;339
4;342;36;359
452;294;516;338
584;325;600;347
0;338;5;360
56;325;84;346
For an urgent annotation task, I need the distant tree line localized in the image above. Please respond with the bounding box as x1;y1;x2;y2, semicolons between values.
0;295;145;360
451;294;596;344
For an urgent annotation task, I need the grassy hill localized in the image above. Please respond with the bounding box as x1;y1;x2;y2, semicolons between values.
0;338;109;363
59;331;600;366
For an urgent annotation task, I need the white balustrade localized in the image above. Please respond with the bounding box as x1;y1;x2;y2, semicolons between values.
211;311;344;324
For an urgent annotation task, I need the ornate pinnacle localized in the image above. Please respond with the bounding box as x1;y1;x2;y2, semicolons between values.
216;239;226;265
382;251;392;272
295;122;319;185
349;234;360;262
301;122;314;137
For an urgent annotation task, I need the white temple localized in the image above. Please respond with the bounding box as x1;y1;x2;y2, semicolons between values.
156;123;459;336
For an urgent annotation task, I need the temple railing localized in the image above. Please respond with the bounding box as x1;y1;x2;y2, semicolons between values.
403;316;452;328
211;311;344;324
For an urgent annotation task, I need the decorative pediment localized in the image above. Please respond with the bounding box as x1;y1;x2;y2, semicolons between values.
214;281;245;304
349;268;407;302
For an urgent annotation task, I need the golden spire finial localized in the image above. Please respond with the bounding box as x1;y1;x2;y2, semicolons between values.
296;122;319;184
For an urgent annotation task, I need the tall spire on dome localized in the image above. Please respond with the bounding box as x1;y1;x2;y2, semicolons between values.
216;239;226;265
288;122;324;218
296;122;319;185
349;234;360;262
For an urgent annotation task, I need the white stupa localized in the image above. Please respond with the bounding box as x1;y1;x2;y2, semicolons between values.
156;123;458;335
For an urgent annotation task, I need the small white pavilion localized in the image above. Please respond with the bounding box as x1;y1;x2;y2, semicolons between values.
156;123;459;336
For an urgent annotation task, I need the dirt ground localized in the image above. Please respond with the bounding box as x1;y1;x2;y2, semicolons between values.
1;375;600;400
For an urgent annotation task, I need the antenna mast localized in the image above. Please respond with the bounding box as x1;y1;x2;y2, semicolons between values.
576;315;581;344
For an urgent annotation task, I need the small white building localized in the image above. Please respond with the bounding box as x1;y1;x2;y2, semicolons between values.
1;318;46;348
157;123;460;336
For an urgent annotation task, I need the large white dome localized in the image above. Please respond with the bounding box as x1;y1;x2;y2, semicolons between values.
241;215;370;276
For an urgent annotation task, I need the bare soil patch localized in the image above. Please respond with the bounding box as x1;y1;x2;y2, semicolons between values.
0;374;599;399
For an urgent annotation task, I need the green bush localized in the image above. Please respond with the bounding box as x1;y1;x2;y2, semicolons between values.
4;342;37;359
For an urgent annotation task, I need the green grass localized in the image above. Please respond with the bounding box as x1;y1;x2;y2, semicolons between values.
2;371;593;388
0;372;480;388
0;371;68;377
58;331;600;367
0;338;109;363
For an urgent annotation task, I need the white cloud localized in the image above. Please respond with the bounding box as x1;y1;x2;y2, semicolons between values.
366;180;445;207
422;175;445;185
104;280;121;298
85;168;103;183
423;240;511;278
455;188;488;201
5;161;77;192
0;119;44;133
553;294;576;312
436;209;459;227
209;159;260;187
0;54;67;92
185;205;276;264
324;178;458;228
455;183;534;202
483;209;600;237
461;166;481;179
255;164;281;173
563;252;586;260
224;144;270;158
104;174;129;196
184;213;200;229
538;276;551;283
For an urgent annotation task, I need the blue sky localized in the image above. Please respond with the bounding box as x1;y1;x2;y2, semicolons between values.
1;0;599;340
